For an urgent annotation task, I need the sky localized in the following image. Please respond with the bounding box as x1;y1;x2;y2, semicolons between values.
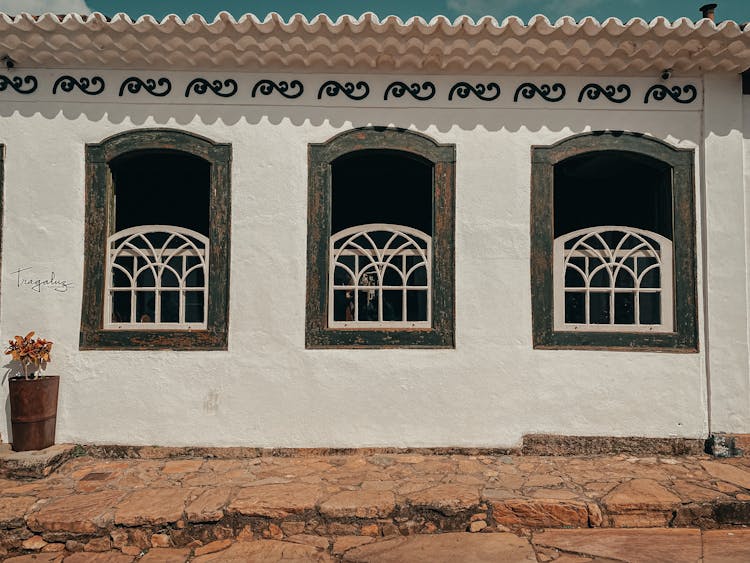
0;0;746;23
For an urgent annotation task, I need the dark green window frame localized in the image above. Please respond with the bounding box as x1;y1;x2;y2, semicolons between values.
530;131;698;351
80;129;231;350
306;127;456;348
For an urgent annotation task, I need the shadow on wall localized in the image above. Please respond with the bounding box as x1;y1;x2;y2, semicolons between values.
0;102;715;138
3;394;10;446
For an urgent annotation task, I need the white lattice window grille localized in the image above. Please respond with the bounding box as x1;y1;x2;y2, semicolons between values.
329;224;431;328
553;226;673;332
104;226;209;329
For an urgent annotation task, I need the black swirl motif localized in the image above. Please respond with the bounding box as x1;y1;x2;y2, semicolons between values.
384;81;436;101
118;77;172;97
52;75;105;96
184;78;238;98
448;82;501;101
0;75;38;94
317;80;369;101
251;79;304;99
577;83;631;104
513;82;566;103
643;84;698;104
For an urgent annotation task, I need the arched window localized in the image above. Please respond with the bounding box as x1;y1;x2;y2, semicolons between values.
80;129;231;350
531;132;697;351
306;128;455;348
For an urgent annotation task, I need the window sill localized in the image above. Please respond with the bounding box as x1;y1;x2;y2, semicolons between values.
79;329;227;351
305;326;454;349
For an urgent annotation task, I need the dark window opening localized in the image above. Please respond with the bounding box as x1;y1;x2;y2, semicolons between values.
110;151;210;235
554;150;672;239
331;150;432;235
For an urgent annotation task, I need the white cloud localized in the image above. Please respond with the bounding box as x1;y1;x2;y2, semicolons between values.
0;0;91;15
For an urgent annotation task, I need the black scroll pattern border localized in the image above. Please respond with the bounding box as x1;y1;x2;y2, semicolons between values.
251;79;304;99
0;75;38;94
118;77;172;97
383;81;436;101
577;83;631;104
317;80;370;101
513;82;566;102
53;75;105;96
185;78;238;98
643;84;698;104
448;82;501;101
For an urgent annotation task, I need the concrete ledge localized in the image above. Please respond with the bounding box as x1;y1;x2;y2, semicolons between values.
0;443;78;480
521;434;706;456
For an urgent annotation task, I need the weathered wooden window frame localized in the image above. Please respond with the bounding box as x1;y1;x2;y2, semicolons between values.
80;129;231;350
531;131;698;351
306;127;455;348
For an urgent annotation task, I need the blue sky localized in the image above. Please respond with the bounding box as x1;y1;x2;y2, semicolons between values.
1;0;747;23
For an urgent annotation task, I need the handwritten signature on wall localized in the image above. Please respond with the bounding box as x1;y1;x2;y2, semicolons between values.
11;267;73;293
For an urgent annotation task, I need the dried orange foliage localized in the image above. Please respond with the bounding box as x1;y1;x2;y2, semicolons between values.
4;331;53;380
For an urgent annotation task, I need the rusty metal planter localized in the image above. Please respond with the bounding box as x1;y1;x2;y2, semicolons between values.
9;375;59;452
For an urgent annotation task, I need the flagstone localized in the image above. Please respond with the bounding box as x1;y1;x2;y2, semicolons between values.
601;478;681;512
672;481;732;502
185;487;232;523
138;548;190;563
192;540;332;562
0;496;36;528
4;555;64;563
532;528;702;563
342;532;536;562
114;488;191;526
65;553;135;562
229;484;323;518
405;484;480;515
702;529;750;563
700;461;750;490
320;490;396;518
162;460;204;475
27;491;125;534
492;499;590;528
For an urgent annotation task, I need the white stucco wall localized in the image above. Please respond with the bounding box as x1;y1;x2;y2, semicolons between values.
0;69;741;448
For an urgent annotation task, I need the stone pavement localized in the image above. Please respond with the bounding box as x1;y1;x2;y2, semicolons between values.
1;452;749;560
4;529;750;562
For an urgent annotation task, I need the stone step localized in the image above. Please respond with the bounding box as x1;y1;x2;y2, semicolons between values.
6;529;750;562
2;453;750;557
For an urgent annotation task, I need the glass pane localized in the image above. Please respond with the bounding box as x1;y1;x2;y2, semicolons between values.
614;293;635;324
135;266;156;288
382;290;403;321
640;264;661;289
185;266;205;288
161;268;179;288
357;289;378;321
564;292;585;324
135;291;156;323
406;261;427;286
160;291;180;323
614;268;635;288
590;267;610;288
185;291;205;323
112;256;133;288
406;290;428;321
589;292;610;324
639;293;661;325
564;266;585;288
111;291;131;323
333;266;353;286
333;289;355;321
382;266;403;287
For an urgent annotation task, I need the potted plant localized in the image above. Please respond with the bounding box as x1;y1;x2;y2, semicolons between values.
4;331;57;452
